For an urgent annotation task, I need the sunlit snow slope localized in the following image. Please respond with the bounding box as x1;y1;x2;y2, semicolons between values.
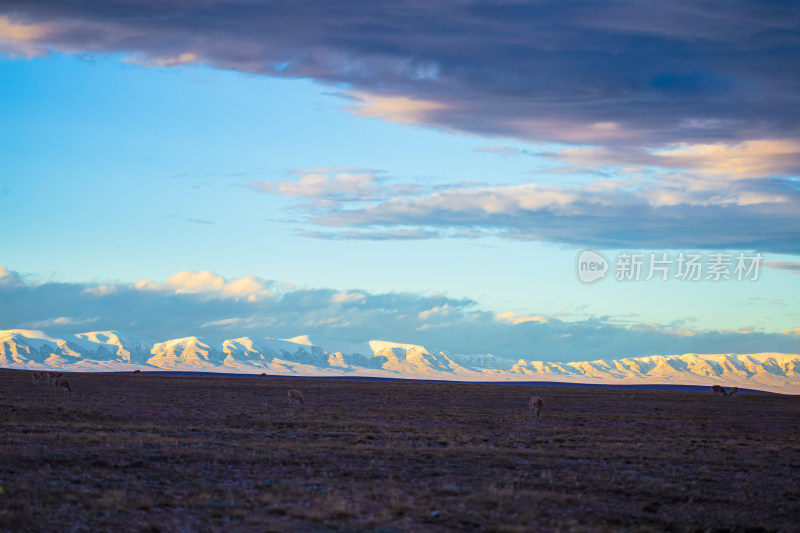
1;329;798;393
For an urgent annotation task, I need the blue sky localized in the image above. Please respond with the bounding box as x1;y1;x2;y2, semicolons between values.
1;1;799;361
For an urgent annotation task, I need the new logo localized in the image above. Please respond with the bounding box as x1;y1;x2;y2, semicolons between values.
577;250;608;283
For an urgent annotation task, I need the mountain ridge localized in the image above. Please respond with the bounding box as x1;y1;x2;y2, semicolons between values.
1;329;798;394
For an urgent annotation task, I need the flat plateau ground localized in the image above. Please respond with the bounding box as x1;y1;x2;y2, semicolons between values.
0;372;798;532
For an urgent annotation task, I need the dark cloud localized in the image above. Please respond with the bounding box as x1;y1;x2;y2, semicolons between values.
1;266;798;360
2;1;799;148
4;2;798;252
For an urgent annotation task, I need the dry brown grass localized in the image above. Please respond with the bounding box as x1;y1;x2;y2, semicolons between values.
1;370;798;532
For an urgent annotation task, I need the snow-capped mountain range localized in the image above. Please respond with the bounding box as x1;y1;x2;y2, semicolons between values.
1;329;798;394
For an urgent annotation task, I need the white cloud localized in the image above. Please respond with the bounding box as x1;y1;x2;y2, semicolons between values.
199;318;243;328
82;285;119;297
292;170;800;252
418;304;452;321
28;316;99;328
251;168;420;206
0;265;22;287
135;270;273;301
332;291;366;304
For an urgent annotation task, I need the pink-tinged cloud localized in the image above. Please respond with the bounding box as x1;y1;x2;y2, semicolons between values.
135;270;273;302
0;16;51;57
763;262;800;275
554;139;800;181
346;92;449;125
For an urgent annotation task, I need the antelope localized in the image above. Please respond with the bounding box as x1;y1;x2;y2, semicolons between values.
47;372;63;385
288;389;305;408
711;385;727;396
133;369;141;374
54;377;71;397
31;371;46;385
260;373;267;377
727;387;739;397
529;395;544;422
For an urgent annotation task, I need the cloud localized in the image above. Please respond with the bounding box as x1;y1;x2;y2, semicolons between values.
495;312;548;325
554;139;800;181
82;285;118;297
122;51;198;68
0;265;22;287
0;15;51;57
251;169;420;207
27;316;99;329
1;2;798;151
186;218;215;226
135;270;273;301
299;228;442;241
274;174;800;253
418;304;452;321
5;2;799;254
346;92;449;125
1;265;798;361
653;140;800;179
199;317;243;328
474;146;527;157
763;261;800;275
331;291;366;304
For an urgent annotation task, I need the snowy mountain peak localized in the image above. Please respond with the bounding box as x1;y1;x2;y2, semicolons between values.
1;329;798;394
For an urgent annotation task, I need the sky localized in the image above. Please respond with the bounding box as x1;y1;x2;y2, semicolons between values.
1;1;799;362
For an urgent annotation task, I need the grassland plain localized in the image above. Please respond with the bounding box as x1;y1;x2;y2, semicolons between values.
0;371;798;532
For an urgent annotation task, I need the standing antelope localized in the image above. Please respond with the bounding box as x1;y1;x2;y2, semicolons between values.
288;389;305;408
53;377;71;397
47;372;63;385
711;385;727;396
31;371;46;385
727;387;739;397
529;395;544;422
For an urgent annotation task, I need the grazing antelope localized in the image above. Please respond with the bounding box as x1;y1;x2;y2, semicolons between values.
727;387;739;397
711;385;727;396
53;377;71;397
529;395;544;422
288;389;305;408
31;371;46;385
